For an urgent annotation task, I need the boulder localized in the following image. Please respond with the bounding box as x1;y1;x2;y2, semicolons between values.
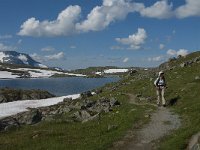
63;97;72;102
16;109;42;125
180;63;187;68
110;98;120;107
72;110;91;121
195;76;200;80
0;117;20;131
81;91;93;99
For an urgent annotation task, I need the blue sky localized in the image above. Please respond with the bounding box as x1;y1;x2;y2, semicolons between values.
0;0;199;70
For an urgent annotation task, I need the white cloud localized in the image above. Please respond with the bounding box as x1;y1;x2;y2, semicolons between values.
45;52;65;60
167;49;177;56
76;0;135;32
139;0;173;19
30;53;44;62
177;49;188;56
123;57;129;63
18;5;81;37
167;49;188;57
0;43;16;51
148;56;164;62
115;28;147;50
0;34;12;39
17;0;200;38
175;0;200;18
17;39;22;44
70;45;76;49
41;46;55;52
110;45;124;50
159;44;165;50
30;52;65;62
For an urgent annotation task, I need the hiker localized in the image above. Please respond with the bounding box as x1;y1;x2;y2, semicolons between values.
154;71;167;107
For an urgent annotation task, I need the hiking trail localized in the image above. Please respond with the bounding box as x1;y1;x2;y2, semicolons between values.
111;93;181;150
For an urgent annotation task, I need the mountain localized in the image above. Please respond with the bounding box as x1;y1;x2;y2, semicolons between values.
0;51;47;68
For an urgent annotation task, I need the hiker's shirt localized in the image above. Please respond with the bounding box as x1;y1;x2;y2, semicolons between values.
154;78;166;89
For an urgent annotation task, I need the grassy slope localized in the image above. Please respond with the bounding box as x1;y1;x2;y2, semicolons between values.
0;77;153;150
157;60;200;149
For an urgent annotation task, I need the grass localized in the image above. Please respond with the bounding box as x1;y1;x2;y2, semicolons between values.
0;80;153;150
156;62;200;149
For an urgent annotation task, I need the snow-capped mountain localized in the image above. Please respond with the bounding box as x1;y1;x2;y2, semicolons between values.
0;51;47;68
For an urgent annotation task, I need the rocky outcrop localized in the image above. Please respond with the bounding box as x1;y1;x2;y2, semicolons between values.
0;88;55;103
0;96;121;131
187;132;200;150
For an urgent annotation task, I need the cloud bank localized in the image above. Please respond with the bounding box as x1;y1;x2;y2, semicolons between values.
18;0;200;37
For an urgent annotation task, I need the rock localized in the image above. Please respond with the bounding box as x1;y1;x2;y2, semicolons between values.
194;57;200;63
82;113;99;123
81;91;93;99
0;88;55;104
63;97;72;102
180;63;187;68
95;89;103;94
0;117;20;131
110;98;120;107
129;69;137;76
16;109;42;125
144;114;151;118
195;76;200;80
136;94;142;97
188;132;200;150
0;94;6;103
107;124;118;131
72;110;91;121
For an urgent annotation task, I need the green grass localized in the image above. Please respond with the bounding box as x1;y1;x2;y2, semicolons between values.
156;62;200;149
0;86;152;150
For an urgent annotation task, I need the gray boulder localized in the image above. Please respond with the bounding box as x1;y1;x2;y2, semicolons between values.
81;91;93;99
0;117;20;131
16;109;42;125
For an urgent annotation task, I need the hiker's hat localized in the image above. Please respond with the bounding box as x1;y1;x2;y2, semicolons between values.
159;71;164;76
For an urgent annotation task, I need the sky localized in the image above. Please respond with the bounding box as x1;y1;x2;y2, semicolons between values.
0;0;199;70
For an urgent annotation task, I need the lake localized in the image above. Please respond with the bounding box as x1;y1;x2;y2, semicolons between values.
0;77;120;96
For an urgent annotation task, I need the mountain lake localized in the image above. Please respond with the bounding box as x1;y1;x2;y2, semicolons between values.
0;77;120;96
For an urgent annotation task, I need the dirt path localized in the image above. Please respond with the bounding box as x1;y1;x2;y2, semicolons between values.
111;93;181;150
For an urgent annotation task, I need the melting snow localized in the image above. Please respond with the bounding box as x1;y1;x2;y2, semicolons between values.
104;69;129;74
0;52;9;62
0;71;19;79
18;54;28;64
0;94;80;118
7;68;86;78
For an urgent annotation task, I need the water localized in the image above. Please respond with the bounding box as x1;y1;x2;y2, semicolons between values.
0;77;120;96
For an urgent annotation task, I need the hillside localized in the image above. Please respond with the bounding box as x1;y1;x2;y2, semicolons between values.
0;51;199;149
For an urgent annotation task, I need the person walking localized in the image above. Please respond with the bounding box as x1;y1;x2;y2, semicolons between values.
154;71;167;107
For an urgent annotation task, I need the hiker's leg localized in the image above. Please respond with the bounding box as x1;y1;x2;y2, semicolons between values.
161;88;166;105
156;89;161;105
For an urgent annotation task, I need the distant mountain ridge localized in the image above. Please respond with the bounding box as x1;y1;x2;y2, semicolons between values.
0;51;47;68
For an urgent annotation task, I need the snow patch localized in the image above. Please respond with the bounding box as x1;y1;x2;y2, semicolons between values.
0;52;9;63
104;69;129;74
0;71;19;79
18;54;28;64
0;94;80;118
12;68;86;78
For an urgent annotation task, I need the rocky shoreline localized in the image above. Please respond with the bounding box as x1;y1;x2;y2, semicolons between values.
0;88;55;103
0;90;120;131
